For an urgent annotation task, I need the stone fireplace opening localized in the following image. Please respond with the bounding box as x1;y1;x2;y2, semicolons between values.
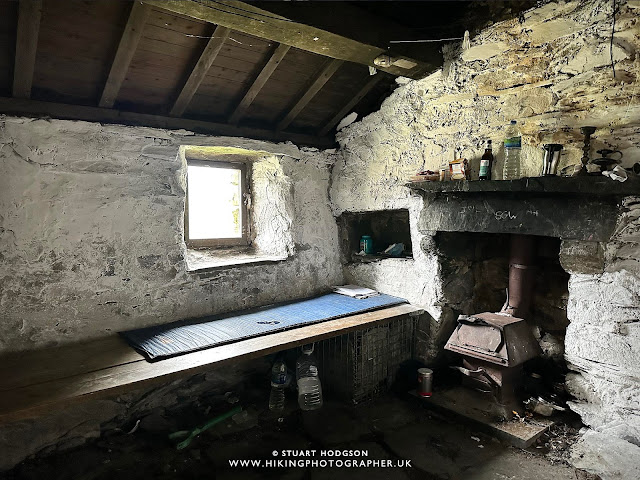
435;231;570;403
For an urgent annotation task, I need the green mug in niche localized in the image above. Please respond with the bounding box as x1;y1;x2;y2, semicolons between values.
360;235;373;254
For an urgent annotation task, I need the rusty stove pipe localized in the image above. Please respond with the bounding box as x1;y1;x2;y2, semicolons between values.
501;234;536;318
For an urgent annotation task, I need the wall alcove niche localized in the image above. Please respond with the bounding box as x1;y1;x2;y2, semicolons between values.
336;209;413;264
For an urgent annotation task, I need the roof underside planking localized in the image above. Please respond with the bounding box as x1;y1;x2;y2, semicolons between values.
0;0;536;147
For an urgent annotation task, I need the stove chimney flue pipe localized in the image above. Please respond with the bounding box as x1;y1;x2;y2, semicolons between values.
501;234;537;318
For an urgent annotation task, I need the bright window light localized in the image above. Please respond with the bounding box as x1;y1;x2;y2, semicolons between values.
187;164;243;240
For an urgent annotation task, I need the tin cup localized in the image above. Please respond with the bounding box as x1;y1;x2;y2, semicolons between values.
417;368;433;397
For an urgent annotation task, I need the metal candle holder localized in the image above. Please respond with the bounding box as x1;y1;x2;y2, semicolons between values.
579;126;596;176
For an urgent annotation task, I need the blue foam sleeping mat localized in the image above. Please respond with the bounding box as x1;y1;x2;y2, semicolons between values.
120;292;408;361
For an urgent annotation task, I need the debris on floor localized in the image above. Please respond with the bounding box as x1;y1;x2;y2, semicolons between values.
1;392;599;480
533;423;582;464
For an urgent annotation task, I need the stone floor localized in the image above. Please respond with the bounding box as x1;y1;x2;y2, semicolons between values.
1;392;596;480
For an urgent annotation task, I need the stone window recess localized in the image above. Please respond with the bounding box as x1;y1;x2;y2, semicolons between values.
179;147;295;271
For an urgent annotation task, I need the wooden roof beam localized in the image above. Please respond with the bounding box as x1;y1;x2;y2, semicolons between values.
318;73;384;137
142;0;429;79
228;43;290;125
276;58;343;132
170;25;230;117
99;2;150;108
0;97;335;148
13;0;42;99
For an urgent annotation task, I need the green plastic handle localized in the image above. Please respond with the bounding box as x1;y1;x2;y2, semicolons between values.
173;405;243;450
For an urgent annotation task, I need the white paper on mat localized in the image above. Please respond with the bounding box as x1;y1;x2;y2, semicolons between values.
332;284;380;299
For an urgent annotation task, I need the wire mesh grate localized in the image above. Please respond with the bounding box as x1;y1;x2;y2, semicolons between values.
316;316;417;404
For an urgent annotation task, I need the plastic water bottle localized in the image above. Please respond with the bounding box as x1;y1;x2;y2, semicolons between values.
296;344;323;410
269;358;289;411
503;120;521;180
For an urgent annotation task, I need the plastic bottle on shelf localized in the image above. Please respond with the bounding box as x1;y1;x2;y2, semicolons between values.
296;344;323;411
503;120;521;180
269;357;289;411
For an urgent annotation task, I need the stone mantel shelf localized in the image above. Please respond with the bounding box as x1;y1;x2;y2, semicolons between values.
407;176;640;197
411;177;638;242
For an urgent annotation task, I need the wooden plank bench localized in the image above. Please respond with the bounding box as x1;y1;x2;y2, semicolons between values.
0;303;422;422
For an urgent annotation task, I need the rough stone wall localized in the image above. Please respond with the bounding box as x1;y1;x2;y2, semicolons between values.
333;0;639;200
330;0;640;465
0;116;342;353
332;0;640;362
563;196;640;447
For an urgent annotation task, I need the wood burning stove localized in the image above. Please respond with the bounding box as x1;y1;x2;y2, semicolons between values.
445;235;542;418
445;312;541;416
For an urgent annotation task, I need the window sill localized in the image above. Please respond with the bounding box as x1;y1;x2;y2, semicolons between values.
185;247;289;272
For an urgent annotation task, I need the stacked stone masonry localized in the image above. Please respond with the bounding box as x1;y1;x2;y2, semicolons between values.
330;0;640;472
0;0;639;475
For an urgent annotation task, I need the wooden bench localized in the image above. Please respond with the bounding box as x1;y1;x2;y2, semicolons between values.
0;303;422;422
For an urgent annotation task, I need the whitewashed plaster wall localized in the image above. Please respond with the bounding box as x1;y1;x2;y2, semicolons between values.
0;117;343;353
330;0;640;472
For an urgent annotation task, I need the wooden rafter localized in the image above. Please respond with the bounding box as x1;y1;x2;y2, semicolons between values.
276;59;343;132
0;97;335;148
13;0;42;99
142;0;429;79
318;73;384;137
170;25;230;117
228;43;290;125
99;2;150;108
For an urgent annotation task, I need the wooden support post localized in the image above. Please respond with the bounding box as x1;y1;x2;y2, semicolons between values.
99;2;150;108
228;43;290;125
13;0;42;99
276;58;343;132
170;25;230;117
318;73;383;136
143;0;429;79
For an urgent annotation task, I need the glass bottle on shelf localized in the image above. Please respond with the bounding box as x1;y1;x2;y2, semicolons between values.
479;140;493;180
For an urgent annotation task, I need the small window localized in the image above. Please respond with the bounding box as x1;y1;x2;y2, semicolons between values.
184;159;249;248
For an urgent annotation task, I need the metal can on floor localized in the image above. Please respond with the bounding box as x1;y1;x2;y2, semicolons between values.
417;368;433;397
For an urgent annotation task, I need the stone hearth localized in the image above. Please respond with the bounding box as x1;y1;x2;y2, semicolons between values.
407;177;640;451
